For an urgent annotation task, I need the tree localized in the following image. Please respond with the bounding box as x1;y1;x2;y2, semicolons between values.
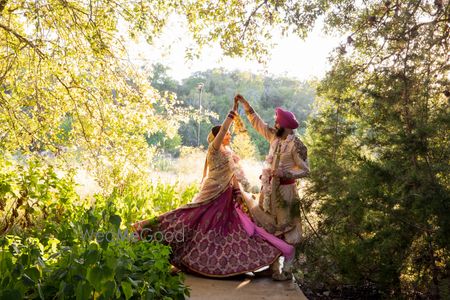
149;63;179;93
1;0;297;186
1;0;323;174
168;69;315;156
301;1;449;297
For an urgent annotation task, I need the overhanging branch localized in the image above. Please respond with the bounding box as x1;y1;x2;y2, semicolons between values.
0;0;8;15
0;23;46;58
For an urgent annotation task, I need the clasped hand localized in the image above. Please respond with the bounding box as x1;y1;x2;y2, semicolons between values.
233;94;245;111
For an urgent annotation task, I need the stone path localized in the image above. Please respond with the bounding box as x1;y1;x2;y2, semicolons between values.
185;274;308;300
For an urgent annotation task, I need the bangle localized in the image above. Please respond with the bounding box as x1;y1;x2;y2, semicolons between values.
227;110;236;119
245;107;255;114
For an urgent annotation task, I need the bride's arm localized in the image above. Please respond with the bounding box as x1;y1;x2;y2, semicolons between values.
212;100;238;150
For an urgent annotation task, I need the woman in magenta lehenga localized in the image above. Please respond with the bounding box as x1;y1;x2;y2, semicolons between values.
133;100;294;277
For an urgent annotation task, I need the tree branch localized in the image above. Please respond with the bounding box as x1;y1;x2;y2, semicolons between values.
240;0;267;42
0;23;45;58
0;0;8;15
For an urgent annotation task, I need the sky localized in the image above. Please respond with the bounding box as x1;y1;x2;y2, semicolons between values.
124;15;343;82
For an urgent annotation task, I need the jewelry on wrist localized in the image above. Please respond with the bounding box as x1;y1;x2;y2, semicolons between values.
245;106;255;114
228;110;236;119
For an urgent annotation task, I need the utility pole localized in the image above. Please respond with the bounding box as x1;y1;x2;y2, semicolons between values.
197;83;204;147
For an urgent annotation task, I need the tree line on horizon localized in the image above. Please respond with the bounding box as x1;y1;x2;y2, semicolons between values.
146;64;316;159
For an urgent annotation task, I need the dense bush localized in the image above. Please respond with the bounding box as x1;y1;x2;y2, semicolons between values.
0;154;195;299
295;3;450;295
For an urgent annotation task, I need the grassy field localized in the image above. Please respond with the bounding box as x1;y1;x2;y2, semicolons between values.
74;147;266;201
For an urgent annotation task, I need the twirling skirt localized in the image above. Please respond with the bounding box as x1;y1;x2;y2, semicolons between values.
133;186;294;277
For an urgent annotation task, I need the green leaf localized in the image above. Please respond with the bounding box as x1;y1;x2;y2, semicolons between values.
20;254;29;265
0;275;11;287
25;266;41;281
101;280;116;299
75;282;92;300
38;283;44;300
127;277;139;287
22;273;35;286
58;281;67;296
109;214;122;229
0;253;13;270
85;249;99;265
86;266;103;290
86;265;113;291
121;281;133;300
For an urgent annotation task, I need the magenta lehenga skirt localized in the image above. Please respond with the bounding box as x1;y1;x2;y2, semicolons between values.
133;186;294;277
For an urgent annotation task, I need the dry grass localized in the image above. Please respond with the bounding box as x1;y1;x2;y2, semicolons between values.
74;147;266;199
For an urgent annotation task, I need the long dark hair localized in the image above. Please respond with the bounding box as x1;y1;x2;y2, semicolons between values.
211;125;221;137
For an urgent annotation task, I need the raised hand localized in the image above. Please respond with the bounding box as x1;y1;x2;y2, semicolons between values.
234;94;245;103
235;94;251;111
233;97;239;111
